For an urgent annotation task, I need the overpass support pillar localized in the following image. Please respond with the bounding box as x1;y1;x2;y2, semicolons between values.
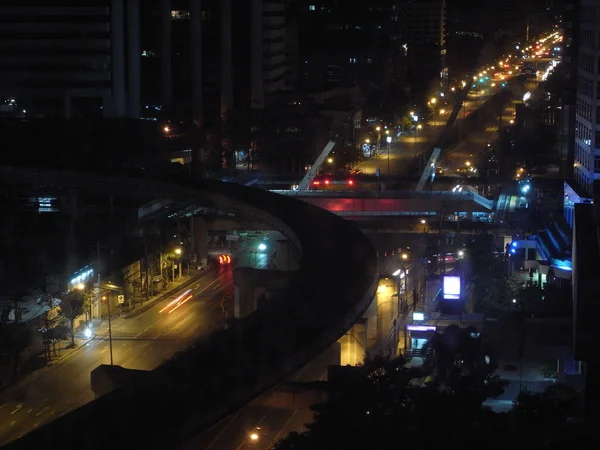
375;278;396;342
338;318;368;366
275;239;300;271
193;217;208;267
233;267;294;319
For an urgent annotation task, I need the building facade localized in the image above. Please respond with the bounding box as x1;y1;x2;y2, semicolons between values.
402;0;447;92
0;0;140;119
572;0;600;196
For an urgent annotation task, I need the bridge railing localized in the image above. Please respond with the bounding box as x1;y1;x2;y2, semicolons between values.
271;189;495;210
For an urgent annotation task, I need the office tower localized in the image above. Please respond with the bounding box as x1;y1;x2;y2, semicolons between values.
251;0;289;110
572;185;600;426
0;0;141;119
403;0;447;92
564;0;597;227
572;0;600;196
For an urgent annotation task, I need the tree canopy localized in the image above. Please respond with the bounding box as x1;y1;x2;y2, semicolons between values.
274;356;586;450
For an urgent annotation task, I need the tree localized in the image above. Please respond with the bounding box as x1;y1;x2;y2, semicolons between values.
274;357;586;450
464;234;520;311
398;113;414;132
60;290;89;348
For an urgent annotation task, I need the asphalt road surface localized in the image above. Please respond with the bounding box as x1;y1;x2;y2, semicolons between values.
182;346;335;450
0;266;233;446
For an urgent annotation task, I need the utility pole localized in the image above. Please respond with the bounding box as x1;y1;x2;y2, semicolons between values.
106;288;114;366
96;241;113;365
96;242;101;320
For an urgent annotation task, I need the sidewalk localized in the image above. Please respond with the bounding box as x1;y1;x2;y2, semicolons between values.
1;273;203;395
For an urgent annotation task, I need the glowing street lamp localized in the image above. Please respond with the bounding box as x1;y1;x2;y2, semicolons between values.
163;126;170;132
174;248;182;256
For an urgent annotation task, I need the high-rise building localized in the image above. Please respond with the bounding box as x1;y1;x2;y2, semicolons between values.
571;184;600;424
0;0;140;119
402;0;447;93
564;0;598;227
295;1;404;110
557;0;578;178
572;0;600;196
251;0;290;110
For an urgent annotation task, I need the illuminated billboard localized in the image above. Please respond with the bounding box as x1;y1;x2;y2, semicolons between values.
443;276;461;300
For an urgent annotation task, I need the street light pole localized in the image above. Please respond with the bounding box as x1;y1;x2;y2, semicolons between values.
386;137;391;176
106;292;114;365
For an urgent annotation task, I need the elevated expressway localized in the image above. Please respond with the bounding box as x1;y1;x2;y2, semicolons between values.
1;166;378;450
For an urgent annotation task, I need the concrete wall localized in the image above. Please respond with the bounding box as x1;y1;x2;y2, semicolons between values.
233;267;296;319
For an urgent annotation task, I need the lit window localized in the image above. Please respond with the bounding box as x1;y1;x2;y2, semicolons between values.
309;5;315;11
171;10;190;20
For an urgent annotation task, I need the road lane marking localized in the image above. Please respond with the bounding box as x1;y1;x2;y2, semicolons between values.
10;421;16;426
153;333;162;340
10;404;22;415
35;406;50;417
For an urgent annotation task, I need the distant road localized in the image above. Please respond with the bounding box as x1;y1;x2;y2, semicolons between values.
0;267;232;446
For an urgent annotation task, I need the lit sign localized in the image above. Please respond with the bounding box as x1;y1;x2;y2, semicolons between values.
407;325;437;332
443;276;461;300
412;312;425;321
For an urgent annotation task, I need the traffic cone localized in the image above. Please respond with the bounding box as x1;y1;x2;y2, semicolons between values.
376;251;379;258
384;251;388;257
392;250;395;256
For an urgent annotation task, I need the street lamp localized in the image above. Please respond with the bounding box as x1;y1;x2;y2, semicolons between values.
163;126;170;133
414;124;422;150
386;136;393;176
248;427;275;446
327;157;334;164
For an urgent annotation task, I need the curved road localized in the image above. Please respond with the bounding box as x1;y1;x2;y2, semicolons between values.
0;266;232;445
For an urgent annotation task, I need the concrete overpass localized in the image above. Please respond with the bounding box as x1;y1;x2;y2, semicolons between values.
272;189;495;218
0;166;378;450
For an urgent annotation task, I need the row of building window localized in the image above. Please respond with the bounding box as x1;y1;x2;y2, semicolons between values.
580;29;596;48
575;119;593;144
577;98;593;122
574;166;593;195
577;76;593;97
580;53;595;74
580;5;599;23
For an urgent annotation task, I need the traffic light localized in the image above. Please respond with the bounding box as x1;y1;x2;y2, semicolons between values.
218;254;231;264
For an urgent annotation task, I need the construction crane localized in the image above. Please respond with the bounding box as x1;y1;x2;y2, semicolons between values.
295;140;336;191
